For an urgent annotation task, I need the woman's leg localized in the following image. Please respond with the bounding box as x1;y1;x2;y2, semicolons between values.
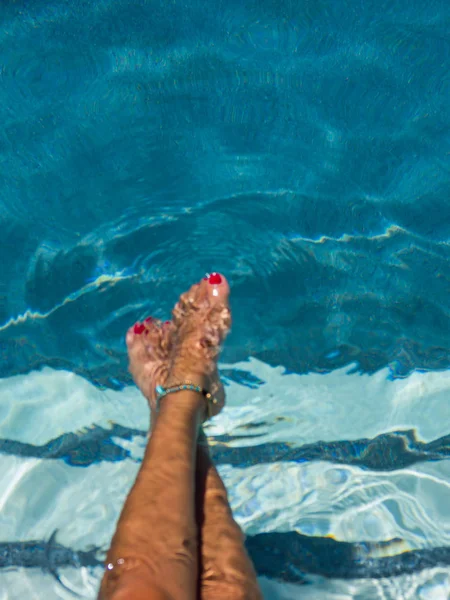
99;390;204;600
196;437;262;600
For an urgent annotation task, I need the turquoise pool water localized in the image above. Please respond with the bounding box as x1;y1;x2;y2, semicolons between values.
0;0;449;598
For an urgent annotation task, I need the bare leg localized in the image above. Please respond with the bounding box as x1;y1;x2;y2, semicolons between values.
99;391;204;600
196;436;262;600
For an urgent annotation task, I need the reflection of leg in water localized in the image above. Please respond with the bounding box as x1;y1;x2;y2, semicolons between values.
99;273;262;599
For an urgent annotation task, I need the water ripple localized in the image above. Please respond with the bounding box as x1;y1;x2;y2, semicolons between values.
1;0;449;380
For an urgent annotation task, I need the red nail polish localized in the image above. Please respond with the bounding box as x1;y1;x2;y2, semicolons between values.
163;320;171;327
208;273;222;285
134;323;145;334
144;317;153;323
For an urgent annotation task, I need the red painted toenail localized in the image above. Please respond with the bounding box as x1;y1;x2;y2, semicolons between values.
134;323;145;334
163;320;171;327
144;317;153;323
208;273;222;285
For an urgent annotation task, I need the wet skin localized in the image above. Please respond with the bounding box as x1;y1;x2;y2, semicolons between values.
99;274;262;600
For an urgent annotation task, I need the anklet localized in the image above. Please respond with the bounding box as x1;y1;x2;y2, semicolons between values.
155;381;218;420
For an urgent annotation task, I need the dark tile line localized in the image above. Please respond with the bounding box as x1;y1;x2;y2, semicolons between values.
210;429;450;471
2;530;449;588
0;423;146;467
246;531;450;583
0;424;448;471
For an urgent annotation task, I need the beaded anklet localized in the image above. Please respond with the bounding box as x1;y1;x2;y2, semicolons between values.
155;381;218;420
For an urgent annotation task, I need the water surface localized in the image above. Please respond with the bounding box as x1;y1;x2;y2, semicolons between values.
0;0;449;597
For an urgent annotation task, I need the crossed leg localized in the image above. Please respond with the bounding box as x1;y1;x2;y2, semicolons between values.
99;274;262;600
196;440;262;600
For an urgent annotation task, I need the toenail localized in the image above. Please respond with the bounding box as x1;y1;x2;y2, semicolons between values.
134;323;145;334
208;273;222;285
163;320;171;326
144;317;153;323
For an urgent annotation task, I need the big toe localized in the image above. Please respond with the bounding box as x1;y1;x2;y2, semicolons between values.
169;272;231;384
172;273;231;344
202;272;230;307
199;272;231;347
126;317;172;406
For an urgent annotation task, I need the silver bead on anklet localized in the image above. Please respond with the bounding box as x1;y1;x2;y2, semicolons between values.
106;558;125;571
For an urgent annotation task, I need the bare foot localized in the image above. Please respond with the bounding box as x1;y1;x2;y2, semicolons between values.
126;273;231;423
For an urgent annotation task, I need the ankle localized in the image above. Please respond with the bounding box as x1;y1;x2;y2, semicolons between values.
158;388;207;425
165;369;209;391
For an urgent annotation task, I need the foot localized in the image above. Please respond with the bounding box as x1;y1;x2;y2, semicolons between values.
126;273;231;422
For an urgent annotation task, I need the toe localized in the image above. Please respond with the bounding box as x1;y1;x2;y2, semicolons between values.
126;317;172;403
200;273;232;342
172;282;202;324
172;273;230;327
126;322;148;362
127;318;161;355
202;272;230;305
126;323;151;392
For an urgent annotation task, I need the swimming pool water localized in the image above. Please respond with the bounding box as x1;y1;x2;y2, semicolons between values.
0;0;449;598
